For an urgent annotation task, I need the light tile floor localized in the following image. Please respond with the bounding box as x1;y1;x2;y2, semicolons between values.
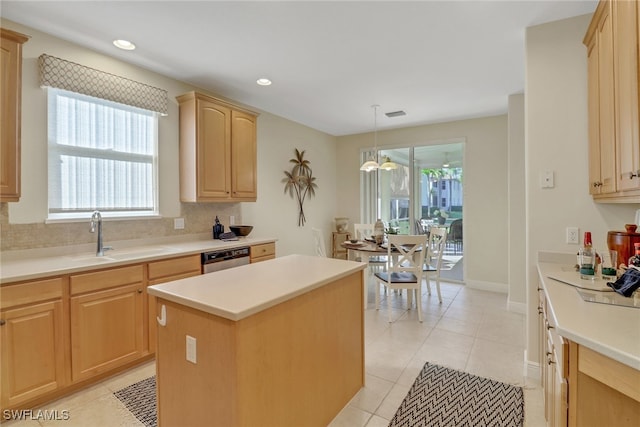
4;279;545;427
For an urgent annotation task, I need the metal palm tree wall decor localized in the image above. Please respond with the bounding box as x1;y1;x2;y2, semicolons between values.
282;149;318;226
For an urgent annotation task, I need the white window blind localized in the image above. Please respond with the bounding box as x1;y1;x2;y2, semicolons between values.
48;88;159;219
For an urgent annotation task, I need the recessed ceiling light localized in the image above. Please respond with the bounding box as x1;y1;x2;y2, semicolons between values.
256;78;272;86
113;39;136;50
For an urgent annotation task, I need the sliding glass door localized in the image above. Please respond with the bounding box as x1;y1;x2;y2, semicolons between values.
361;142;464;236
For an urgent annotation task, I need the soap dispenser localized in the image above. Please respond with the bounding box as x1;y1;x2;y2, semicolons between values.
213;216;224;239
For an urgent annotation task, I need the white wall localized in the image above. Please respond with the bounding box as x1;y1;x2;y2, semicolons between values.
508;93;526;311
1;18;337;257
525;14;639;369
335;115;510;292
242;113;337;256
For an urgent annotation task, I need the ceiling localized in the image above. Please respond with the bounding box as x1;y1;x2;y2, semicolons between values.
2;1;596;137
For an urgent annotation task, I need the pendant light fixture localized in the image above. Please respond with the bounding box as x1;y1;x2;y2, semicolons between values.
442;152;450;168
360;105;381;172
380;155;397;170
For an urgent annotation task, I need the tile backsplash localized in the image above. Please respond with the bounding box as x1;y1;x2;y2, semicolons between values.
0;203;240;251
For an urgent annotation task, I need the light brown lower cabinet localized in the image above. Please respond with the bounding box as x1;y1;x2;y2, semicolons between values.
1;300;66;409
538;288;568;427
250;242;276;263
568;342;640;427
0;278;67;409
70;282;144;383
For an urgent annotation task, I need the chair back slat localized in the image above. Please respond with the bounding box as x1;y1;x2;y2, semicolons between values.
426;226;447;269
387;235;428;279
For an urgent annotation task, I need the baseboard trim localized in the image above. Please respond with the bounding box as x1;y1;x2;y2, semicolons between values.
465;279;508;293
527;360;541;383
507;300;526;314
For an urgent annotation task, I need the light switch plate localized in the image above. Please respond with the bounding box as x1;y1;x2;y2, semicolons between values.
540;170;554;188
186;335;197;364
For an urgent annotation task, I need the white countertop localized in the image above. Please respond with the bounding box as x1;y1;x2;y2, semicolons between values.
0;234;277;284
538;261;640;370
148;254;367;321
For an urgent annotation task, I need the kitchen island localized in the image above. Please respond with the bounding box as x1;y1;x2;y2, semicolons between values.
147;254;366;427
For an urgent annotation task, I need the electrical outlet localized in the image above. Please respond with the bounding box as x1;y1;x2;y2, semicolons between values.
186;335;197;364
566;227;579;244
174;218;185;230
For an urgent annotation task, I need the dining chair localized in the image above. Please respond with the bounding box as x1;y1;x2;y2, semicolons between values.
353;223;386;272
424;226;448;303
448;218;463;254
311;228;327;257
374;234;428;322
415;219;429;235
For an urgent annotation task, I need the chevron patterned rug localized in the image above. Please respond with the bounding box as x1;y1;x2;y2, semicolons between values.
389;363;524;427
113;376;157;427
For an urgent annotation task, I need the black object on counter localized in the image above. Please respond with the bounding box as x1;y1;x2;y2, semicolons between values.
213;216;224;239
229;225;253;237
607;267;640;297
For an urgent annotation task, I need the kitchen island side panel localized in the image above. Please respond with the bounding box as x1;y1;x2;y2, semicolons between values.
155;300;239;427
155;270;364;427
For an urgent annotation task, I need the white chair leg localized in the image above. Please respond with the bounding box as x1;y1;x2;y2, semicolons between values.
425;274;432;295
375;280;380;310
387;288;393;323
416;289;423;322
435;275;442;303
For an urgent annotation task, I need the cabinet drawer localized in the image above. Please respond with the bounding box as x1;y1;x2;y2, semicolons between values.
70;265;143;295
1;277;64;309
148;255;201;282
250;243;276;260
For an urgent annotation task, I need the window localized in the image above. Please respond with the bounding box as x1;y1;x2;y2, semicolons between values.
48;88;158;220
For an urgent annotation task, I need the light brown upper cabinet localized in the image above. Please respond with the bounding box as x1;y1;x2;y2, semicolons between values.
0;28;29;202
177;91;258;202
584;0;640;202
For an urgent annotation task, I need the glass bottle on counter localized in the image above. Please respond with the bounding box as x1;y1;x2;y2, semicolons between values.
628;243;640;267
579;231;595;279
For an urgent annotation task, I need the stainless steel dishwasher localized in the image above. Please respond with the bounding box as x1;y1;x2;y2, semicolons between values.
201;247;250;273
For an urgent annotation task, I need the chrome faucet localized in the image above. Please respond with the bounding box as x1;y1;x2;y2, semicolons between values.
90;210;112;256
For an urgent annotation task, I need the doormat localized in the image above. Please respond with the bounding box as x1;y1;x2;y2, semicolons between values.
389;363;524;427
113;376;157;427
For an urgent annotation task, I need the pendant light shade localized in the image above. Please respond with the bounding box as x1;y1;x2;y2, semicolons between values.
360;159;379;172
380;156;397;170
360;105;380;172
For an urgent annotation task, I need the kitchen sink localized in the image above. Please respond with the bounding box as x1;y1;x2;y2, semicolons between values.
67;246;176;263
106;246;176;260
67;254;114;263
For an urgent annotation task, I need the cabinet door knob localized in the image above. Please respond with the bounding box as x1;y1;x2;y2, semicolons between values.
630;172;638;179
0;319;5;326
137;289;143;294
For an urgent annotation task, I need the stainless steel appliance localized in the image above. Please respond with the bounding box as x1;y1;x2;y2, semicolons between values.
201;247;250;273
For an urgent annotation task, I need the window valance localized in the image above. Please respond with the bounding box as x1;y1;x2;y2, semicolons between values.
38;54;168;115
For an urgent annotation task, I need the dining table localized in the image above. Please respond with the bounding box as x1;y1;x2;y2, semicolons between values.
341;239;425;308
